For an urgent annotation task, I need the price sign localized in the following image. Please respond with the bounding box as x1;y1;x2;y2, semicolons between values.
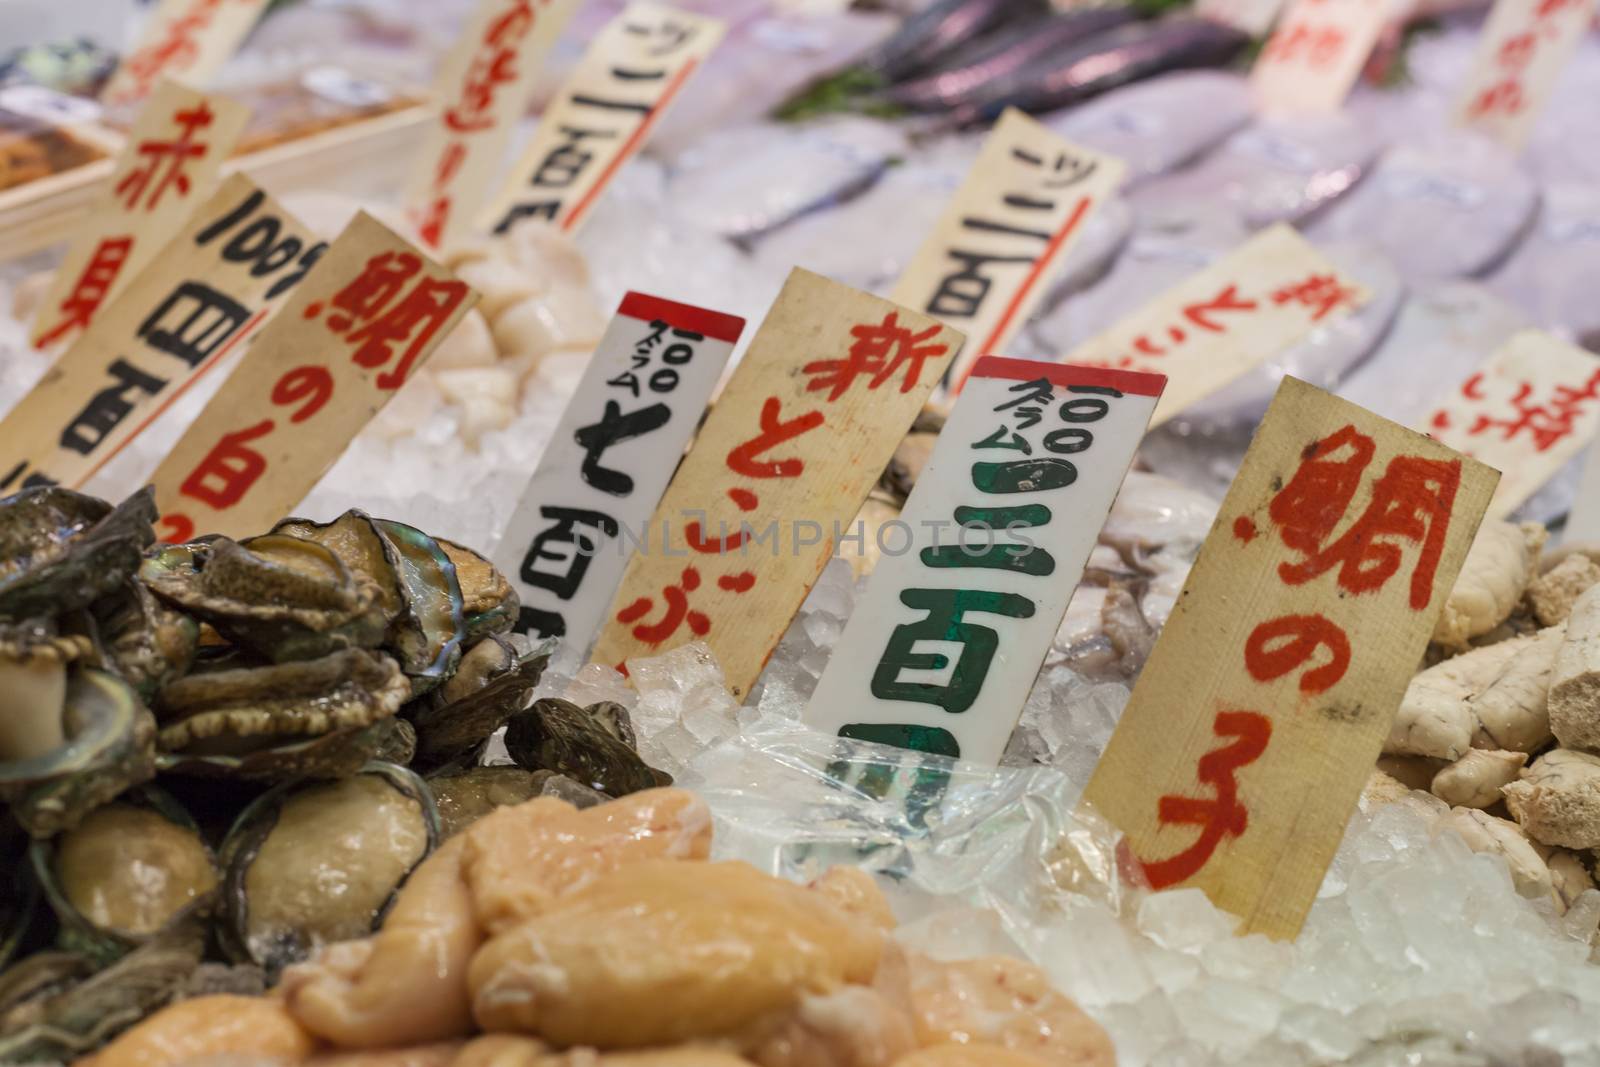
0;175;325;494
478;1;725;236
1250;0;1390;115
1423;329;1600;518
806;358;1164;765
890;108;1126;393
32;80;250;349
147;213;476;541
1454;0;1599;151
495;293;744;652
1084;377;1496;940
591;268;965;700
102;0;272;108
404;0;583;251
1063;224;1368;427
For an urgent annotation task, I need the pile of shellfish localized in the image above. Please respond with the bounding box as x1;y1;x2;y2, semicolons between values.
0;486;669;1063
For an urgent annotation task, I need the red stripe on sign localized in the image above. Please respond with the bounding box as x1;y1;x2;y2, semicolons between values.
618;292;746;344
561;58;700;232
970;356;1167;398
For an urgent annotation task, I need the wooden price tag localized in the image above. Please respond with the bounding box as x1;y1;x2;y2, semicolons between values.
494;293;744;653
102;0;272;108
147;213;477;542
1200;0;1289;37
1084;377;1497;940
1453;0;1598;152
404;0;583;250
805;358;1164;765
1250;0;1390;115
1063;224;1368;427
1421;329;1600;518
889;108;1126;393
0;174;326;494
31;80;249;349
478;1;725;236
591;268;965;700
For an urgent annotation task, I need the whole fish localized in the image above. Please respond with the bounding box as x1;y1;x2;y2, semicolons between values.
885;8;1142;114
953;16;1250;124
866;0;1040;82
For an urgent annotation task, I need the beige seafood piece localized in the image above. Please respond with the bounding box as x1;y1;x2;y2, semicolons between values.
1441;808;1554;902
1468;623;1563;752
746;984;918;1067
808;867;897;934
449;1035;552;1067
907;955;1115;1067
82;994;316;1067
1504;749;1600;849
1387;635;1533;760
1431;521;1544;650
1549;585;1600;751
434;367;520;447
1527;553;1600;627
491;290;606;364
539;1052;759;1066
1431;750;1528;809
1544;848;1596;911
461;787;712;935
892;1046;1056;1067
468;860;885;1048
453;257;545;323
54;803;217;936
282;836;480;1048
309;1043;465;1067
1360;769;1418;811
431;311;499;372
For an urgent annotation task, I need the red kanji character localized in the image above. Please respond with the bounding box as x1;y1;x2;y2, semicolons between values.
802;312;949;401
1309;26;1347;69
1466;79;1524;118
115;101;214;212
347;277;470;389
1182;285;1258;332
107;2;216;106
446;2;533;133
415;196;451;250
1271;273;1360;322
1244;613;1351;695
1497;31;1540;70
614;565;711;646
686;519;747;554
311;251;420;332
1263;21;1313;62
35;236;134;346
1536;0;1583;18
1133;335;1168;358
270;365;334;423
1138;710;1271;890
1466;370;1600;453
726;397;825;479
179;419;273;511
1270;425;1461;609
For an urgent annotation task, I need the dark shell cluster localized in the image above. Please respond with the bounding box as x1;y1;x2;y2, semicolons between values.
0;486;669;1062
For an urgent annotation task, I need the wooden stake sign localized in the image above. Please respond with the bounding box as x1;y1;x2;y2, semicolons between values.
805;358;1164;765
888;108;1125;392
1250;0;1389;115
1421;329;1600;519
494;293;744;652
1063;224;1368;427
477;1;725;236
404;0;583;250
591;268;965;700
0;174;326;494
1453;0;1598;152
147;214;476;542
102;0;272;109
1199;0;1289;37
31;79;250;349
1084;377;1497;940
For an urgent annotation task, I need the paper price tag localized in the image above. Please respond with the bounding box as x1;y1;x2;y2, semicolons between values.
102;0;271;108
805;358;1164;765
478;1;725;236
591;268;965;700
1453;0;1598;152
147;213;476;541
1062;223;1368;427
890;108;1126;393
495;293;744;654
0;174;325;495
1084;377;1496;940
404;0;582;251
31;80;250;349
1422;329;1600;518
1250;0;1390;115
